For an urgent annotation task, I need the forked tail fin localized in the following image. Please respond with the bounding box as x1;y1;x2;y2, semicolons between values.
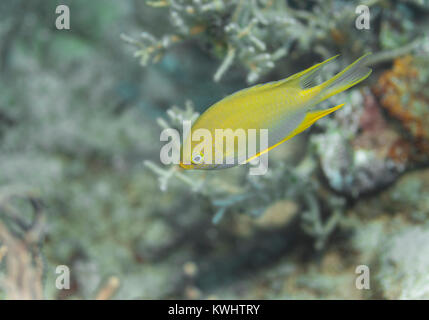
318;53;372;102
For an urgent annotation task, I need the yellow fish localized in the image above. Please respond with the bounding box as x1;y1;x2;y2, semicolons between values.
180;53;372;170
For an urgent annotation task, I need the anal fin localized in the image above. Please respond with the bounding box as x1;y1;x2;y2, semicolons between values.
245;103;345;164
287;103;345;137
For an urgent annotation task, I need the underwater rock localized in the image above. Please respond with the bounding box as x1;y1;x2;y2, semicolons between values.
347;167;429;222
315;54;429;199
376;226;429;299
254;200;299;229
313;90;404;198
372;55;429;165
349;167;429;298
228;199;299;237
389;169;429;222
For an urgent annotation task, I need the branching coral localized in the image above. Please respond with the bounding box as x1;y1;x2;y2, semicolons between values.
124;0;383;83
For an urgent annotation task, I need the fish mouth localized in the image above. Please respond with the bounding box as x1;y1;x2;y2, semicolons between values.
179;162;193;170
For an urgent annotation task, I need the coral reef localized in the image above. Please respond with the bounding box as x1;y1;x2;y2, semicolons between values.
376;226;429;299
124;0;388;83
2;0;429;301
373;55;429;165
311;89;404;198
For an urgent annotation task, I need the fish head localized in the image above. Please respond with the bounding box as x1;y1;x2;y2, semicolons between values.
179;133;205;170
179;149;218;170
179;124;240;170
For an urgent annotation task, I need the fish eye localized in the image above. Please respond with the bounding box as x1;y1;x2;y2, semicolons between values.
192;153;204;164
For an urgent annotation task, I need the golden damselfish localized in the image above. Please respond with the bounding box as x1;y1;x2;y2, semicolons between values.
180;54;372;170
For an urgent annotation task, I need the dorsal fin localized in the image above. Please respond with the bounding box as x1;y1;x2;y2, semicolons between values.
221;55;341;102
289;54;340;89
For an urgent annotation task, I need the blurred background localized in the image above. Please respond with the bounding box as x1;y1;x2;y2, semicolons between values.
0;0;429;300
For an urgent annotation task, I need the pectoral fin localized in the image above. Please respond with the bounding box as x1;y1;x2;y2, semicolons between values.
245;103;345;164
